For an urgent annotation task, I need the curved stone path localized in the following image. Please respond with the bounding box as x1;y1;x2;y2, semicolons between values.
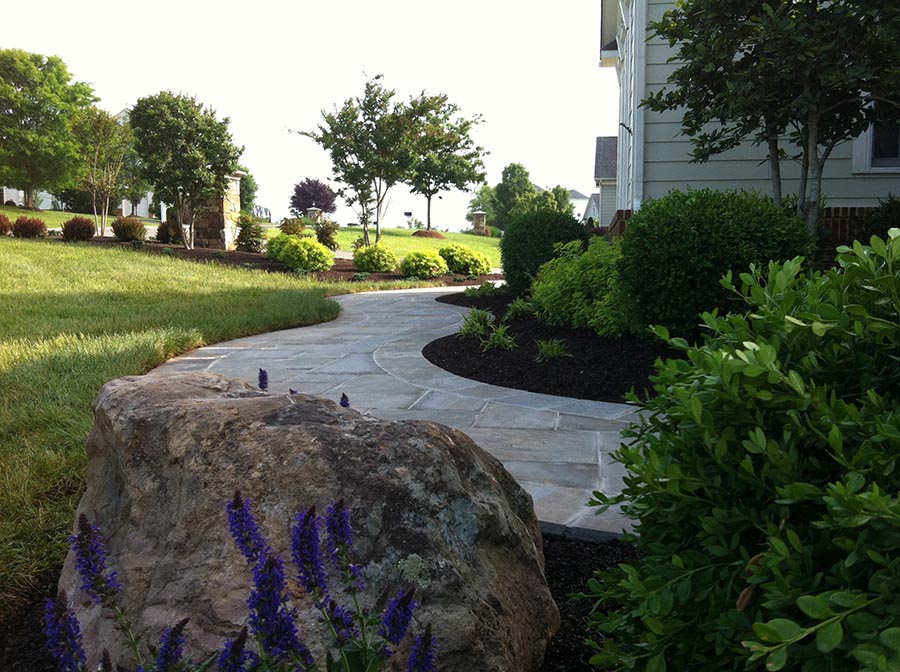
155;287;637;539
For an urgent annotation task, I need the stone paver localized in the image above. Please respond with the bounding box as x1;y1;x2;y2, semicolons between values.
155;287;638;540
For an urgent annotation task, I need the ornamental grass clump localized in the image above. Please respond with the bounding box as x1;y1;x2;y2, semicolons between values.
458;308;494;339
584;231;900;671
45;493;437;672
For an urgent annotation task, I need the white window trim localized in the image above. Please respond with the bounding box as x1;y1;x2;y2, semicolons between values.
852;124;900;174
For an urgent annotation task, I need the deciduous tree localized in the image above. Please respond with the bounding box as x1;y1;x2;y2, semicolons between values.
129;91;242;249
493;163;536;230
238;166;258;214
289;178;337;217
0;49;95;208
119;148;152;217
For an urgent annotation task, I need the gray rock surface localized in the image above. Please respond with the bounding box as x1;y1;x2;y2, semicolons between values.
59;372;559;671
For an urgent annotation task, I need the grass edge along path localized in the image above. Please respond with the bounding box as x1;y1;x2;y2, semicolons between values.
0;239;438;613
332;227;502;267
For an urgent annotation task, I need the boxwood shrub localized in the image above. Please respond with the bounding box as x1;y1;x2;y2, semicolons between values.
353;244;398;273
62;216;96;242
587;233;900;671
400;249;448;278
12;216;47;238
275;236;334;273
439;243;492;276
500;208;588;295
617;188;813;337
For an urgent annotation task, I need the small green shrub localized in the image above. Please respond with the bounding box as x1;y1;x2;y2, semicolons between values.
111;216;146;242
463;282;503;298
618;188;813;337
587;235;900;671
400;250;448;278
61;217;95;242
350;272;371;282
314;218;340;251
162;247;173;256
130;239;144;250
353;244;398;273
213;250;226;259
480;324;517;351
235;213;266;253
439;244;492;275
531;238;628;336
863;194;900;241
351;236;367;253
275;236;334;273
458;309;494;339
279;217;312;236
503;297;533;321
12;216;47;238
500;208;588;295
266;233;292;261
155;219;183;244
535;338;571;362
0;213;11;235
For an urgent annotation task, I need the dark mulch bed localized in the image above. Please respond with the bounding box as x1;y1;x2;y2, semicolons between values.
426;291;680;404
1;534;637;672
52;237;504;287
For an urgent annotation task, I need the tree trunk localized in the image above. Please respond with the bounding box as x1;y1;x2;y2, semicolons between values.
426;195;433;231
24;188;34;209
102;195;110;237
765;125;783;208
91;192;100;237
802;113;820;237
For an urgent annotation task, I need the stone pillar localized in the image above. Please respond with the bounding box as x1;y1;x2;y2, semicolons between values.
472;210;488;235
193;174;242;249
306;207;323;223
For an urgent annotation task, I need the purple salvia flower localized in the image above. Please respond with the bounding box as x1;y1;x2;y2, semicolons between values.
226;491;269;564
71;514;120;605
156;617;189;672
407;624;437;672
43;590;87;672
217;626;260;672
324;499;353;562
291;506;328;599
378;587;417;646
258;368;269;391
248;554;312;665
327;599;359;643
339;393;350;408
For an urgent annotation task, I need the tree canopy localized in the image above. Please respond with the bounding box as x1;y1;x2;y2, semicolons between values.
238;166;258;214
0;49;95;208
130;91;242;248
493;163;536;230
289;178;337;217
645;0;900;233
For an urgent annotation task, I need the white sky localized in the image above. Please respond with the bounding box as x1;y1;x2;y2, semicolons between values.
9;0;621;229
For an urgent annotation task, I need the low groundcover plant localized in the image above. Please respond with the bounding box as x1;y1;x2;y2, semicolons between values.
45;493;436;672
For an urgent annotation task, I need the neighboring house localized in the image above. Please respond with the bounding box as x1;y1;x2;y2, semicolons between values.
600;1;900;220
569;189;590;220
583;193;601;223
593;136;617;226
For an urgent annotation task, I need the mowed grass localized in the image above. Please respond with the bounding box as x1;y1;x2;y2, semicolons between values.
332;227;502;268
0;239;437;611
0;204;159;230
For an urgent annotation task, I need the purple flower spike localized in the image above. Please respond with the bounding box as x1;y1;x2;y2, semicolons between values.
156;617;189;672
328;600;359;643
71;514;120;605
258;368;269;391
325;499;353;561
407;624;437;672
248;554;312;665
291;506;328;599
217;626;260;672
43;590;87;672
379;587;417;646
339;393;350;408
226;491;269;564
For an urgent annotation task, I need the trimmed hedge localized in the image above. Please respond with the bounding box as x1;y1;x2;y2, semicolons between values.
400;250;448;278
353;245;398;273
275;236;334;273
439;244;492;276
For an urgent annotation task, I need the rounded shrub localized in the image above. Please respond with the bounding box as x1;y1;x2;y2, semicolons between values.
439;244;492;276
155;219;183;244
400;249;449;278
587;235;900;671
61;216;96;242
618;188;813;337
235;213;266;253
275;236;334;273
12;216;47;238
531;237;627;336
111;216;146;242
0;213;11;235
266;233;291;261
499;208;588;295
353;244;398;273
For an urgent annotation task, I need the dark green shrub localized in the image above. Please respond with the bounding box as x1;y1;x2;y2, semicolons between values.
12;216;47;238
618;188;813;337
155;219;183;244
862;194;900;241
0;213;11;235
314;218;340;251
61;216;96;242
276;237;334;272
111;216;146;242
439;244;492;275
499;208;588;295
587;236;900;671
235;213;266;253
399;250;448;278
531;238;627;336
353;245;398;273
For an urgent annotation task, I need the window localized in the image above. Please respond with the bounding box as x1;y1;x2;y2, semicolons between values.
872;119;900;167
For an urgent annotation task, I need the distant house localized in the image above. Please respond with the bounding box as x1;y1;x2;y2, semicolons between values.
592;136;617;226
600;1;899;225
569;189;590;220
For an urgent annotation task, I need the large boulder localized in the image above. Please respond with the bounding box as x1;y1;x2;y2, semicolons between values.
59;372;559;671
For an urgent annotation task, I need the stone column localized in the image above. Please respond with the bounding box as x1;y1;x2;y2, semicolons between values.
472;210;487;235
306;207;323;223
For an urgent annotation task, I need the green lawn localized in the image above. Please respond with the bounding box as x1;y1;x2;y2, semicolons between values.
0;204;159;230
334;227;502;268
0;239;438;611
